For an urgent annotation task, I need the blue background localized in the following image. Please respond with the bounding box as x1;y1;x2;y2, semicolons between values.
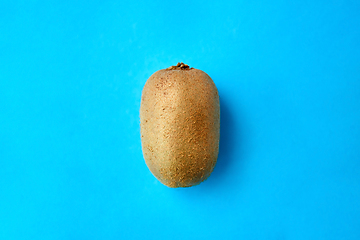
1;1;360;239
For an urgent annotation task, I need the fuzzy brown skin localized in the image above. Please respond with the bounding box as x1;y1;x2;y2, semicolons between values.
140;64;220;188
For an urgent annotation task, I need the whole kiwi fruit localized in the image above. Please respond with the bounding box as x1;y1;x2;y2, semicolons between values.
140;63;220;188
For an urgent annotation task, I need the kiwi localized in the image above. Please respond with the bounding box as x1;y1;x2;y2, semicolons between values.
140;63;220;188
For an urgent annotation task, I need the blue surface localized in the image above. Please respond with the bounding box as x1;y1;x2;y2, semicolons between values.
1;1;360;239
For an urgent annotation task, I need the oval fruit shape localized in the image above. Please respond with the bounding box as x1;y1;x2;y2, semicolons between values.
140;63;220;188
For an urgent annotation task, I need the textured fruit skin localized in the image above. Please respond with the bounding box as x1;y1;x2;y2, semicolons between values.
140;66;220;188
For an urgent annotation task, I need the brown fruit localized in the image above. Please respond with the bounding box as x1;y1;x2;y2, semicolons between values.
140;63;220;188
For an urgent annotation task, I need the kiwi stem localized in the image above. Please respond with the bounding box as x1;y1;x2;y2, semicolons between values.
167;62;192;70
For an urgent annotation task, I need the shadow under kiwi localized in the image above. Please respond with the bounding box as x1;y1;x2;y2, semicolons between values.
203;95;239;186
